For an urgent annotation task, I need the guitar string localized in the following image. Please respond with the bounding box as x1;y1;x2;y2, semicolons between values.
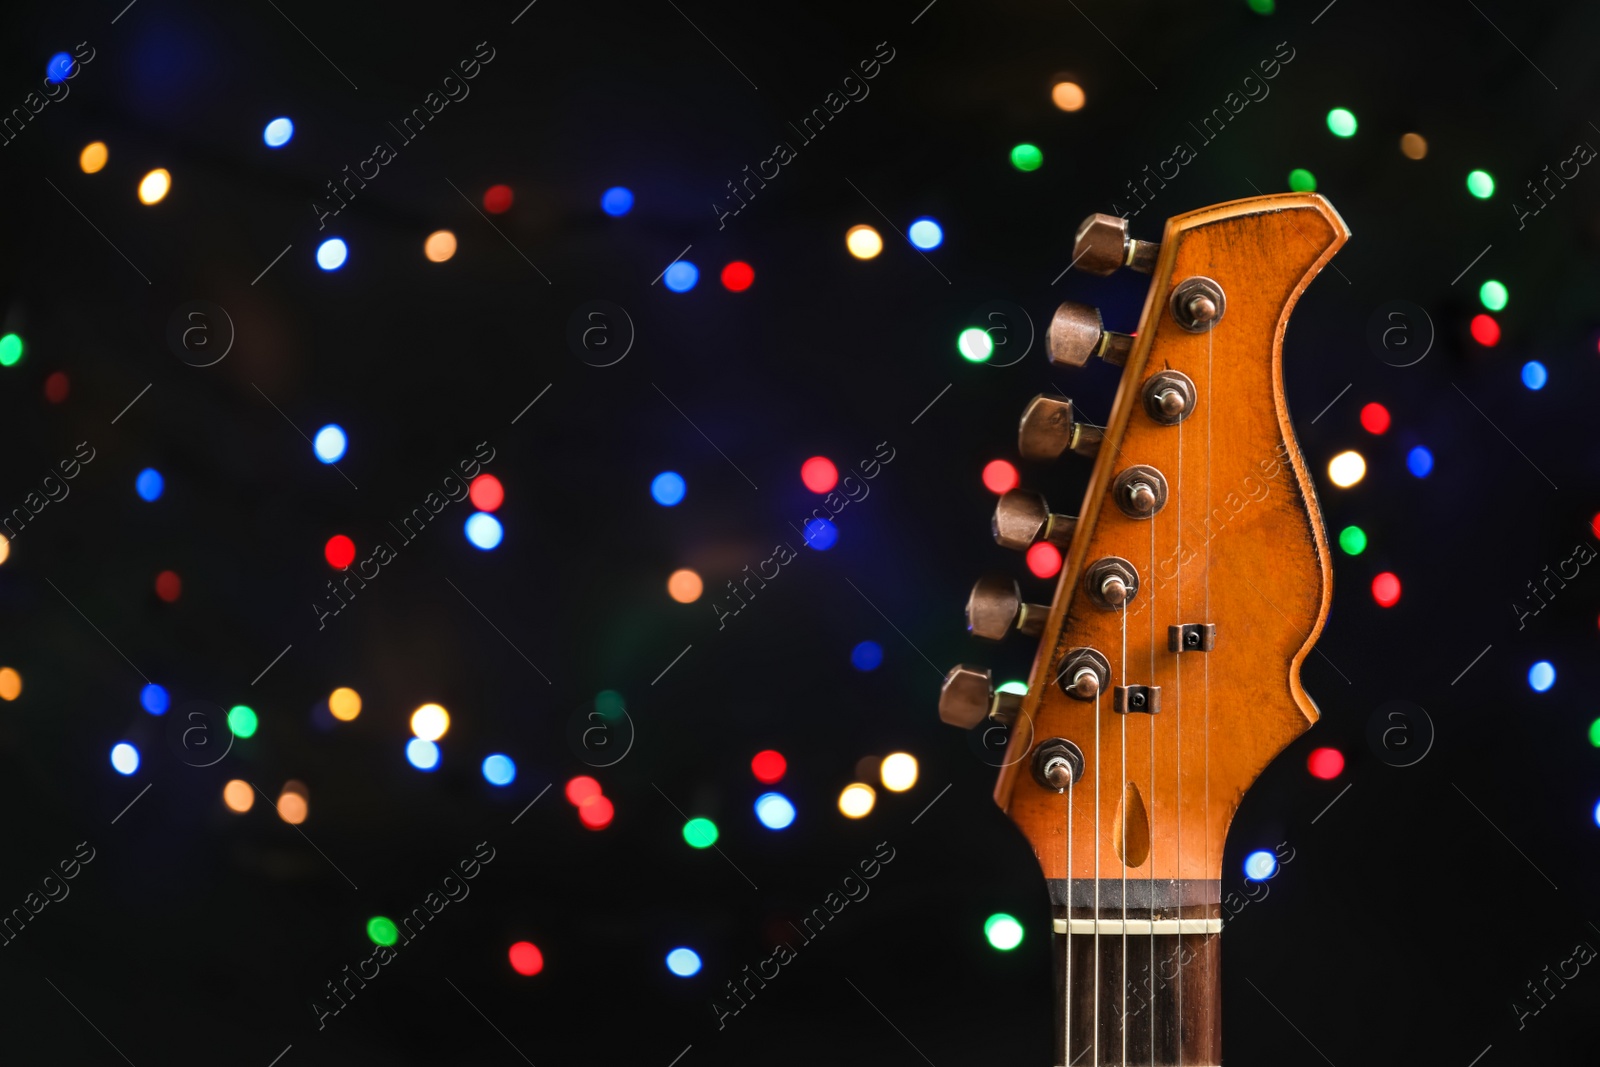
1175;388;1185;1067
1065;774;1074;1067
1119;600;1127;1067
1148;515;1157;1065
1094;685;1101;1067
1203;319;1215;1060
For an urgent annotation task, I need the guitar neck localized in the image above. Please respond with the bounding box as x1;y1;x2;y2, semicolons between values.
1054;883;1221;1067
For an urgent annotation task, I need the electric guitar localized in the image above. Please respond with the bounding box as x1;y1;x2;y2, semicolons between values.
940;193;1349;1066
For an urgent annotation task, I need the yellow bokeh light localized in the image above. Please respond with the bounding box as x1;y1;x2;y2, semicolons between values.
0;533;10;564
1051;81;1087;112
667;568;703;604
411;703;450;741
1327;450;1367;488
838;782;877;819
0;667;21;702
845;224;883;260
138;168;171;205
424;229;457;263
329;686;362;722
1399;133;1428;160
223;779;254;813
277;791;308;824
880;752;918;792
80;141;108;174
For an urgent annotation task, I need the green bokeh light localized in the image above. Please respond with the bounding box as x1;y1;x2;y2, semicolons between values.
1589;717;1600;747
1326;108;1357;138
997;680;1028;696
984;912;1024;950
227;704;258;738
683;817;719;849
1288;168;1317;192
594;689;625;720
1338;525;1367;556
1010;143;1043;172
1479;280;1508;311
1467;170;1495;199
367;916;399;946
958;327;994;363
1246;0;1275;13
0;334;22;367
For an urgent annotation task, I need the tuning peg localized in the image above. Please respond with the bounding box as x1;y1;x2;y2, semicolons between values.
1047;300;1134;369
966;574;1050;641
1018;395;1104;462
993;489;1077;551
939;664;1022;729
1073;213;1159;276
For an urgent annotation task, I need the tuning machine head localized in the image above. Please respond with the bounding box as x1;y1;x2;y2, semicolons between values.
1018;395;1103;462
1073;213;1159;276
1047;300;1134;369
938;664;1022;729
993;489;1076;551
966;574;1049;641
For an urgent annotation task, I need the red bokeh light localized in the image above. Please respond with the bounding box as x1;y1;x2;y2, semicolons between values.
325;535;356;569
1371;571;1402;607
469;474;504;512
483;184;514;213
564;776;601;806
578;794;614;829
1591;512;1600;540
155;570;182;602
1306;747;1345;780
751;749;787;784
1025;541;1062;578
1359;402;1390;435
44;372;69;404
1469;314;1500;347
721;261;755;291
508;941;544;976
800;457;838;494
982;459;1020;495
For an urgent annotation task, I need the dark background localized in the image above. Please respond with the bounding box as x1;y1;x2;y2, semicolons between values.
0;0;1597;1063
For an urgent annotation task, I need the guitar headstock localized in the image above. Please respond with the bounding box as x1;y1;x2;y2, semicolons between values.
941;192;1349;892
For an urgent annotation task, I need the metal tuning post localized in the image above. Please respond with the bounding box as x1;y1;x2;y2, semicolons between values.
992;489;1077;551
1073;213;1159;276
1018;395;1103;462
1047;300;1135;369
938;665;1022;729
966;574;1050;641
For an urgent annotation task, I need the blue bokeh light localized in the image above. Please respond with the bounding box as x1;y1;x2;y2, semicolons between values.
46;53;73;84
851;641;884;671
1243;850;1279;881
263;117;295;148
1529;660;1556;692
803;518;838;551
663;261;699;292
666;947;702;977
908;217;944;250
110;742;140;776
135;468;164;502
651;471;686;506
406;738;441;770
465;512;504;550
755;791;796;830
1521;361;1548;390
140;683;169;716
1406;446;1433;478
316;238;348;271
601;186;634;216
1593;798;1600;828
482;753;517;786
313;424;347;464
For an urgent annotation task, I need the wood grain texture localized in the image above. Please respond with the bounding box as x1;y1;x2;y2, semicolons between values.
995;193;1349;890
